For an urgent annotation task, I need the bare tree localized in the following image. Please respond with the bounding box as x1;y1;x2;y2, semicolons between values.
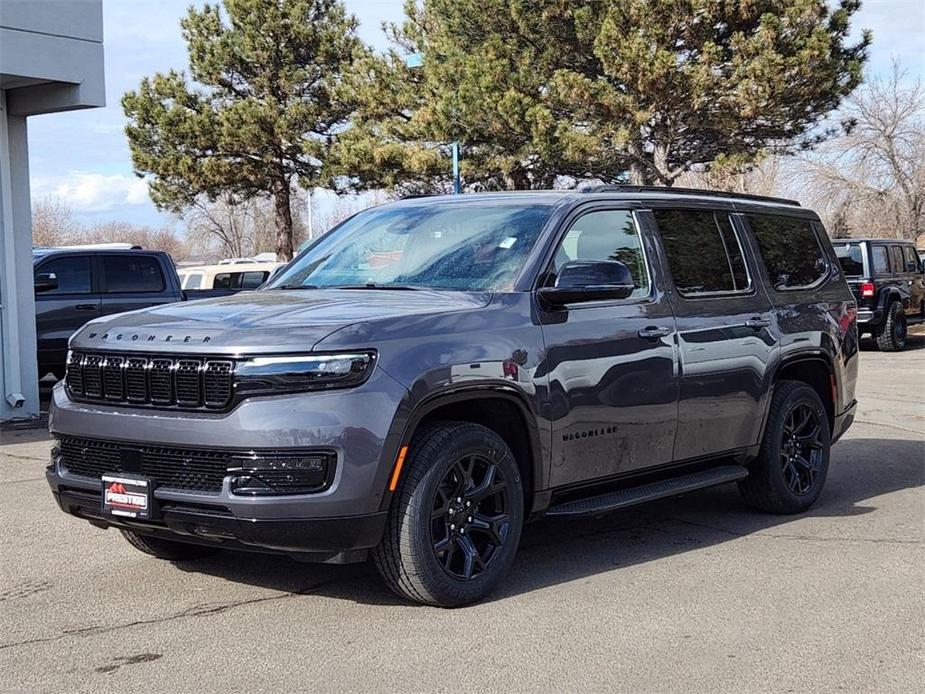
798;62;925;241
183;193;310;260
84;221;186;258
183;196;261;259
677;157;783;197
31;197;82;247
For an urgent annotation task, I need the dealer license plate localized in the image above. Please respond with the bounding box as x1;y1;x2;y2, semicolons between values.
101;475;153;520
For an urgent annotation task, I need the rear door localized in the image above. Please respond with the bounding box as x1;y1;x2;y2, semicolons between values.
34;254;101;373
539;206;679;486
100;254;172;317
649;206;779;461
901;245;925;315
870;243;893;303
890;243;921;317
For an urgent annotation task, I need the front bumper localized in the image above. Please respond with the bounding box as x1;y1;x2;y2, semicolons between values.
48;368;408;518
46;368;409;560
47;466;387;562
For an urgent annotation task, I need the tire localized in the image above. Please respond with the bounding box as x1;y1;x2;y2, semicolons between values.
373;422;524;607
874;301;907;351
120;529;219;561
739;381;831;514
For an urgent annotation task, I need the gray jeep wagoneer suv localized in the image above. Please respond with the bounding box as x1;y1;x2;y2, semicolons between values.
47;186;858;606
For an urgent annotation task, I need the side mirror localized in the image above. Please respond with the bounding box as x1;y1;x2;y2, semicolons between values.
538;260;635;309
34;272;59;293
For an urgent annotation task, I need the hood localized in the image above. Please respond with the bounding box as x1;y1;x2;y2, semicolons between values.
70;289;491;355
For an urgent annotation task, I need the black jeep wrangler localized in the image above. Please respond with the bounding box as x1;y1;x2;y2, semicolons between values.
833;238;925;351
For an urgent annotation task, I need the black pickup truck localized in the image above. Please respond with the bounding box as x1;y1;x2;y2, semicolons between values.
33;248;184;378
833;237;925;351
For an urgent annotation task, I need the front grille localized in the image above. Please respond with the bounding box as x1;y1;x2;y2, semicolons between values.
66;352;235;410
57;436;231;492
55;436;334;496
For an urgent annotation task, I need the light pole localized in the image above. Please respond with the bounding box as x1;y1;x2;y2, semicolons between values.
406;53;462;194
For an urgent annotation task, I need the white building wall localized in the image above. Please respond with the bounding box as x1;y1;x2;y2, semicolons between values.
0;0;104;422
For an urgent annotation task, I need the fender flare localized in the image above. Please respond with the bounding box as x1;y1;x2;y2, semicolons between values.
755;351;836;444
877;286;903;311
376;383;547;512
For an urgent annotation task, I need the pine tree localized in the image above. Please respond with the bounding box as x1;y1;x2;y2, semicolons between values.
332;0;869;191
123;0;365;260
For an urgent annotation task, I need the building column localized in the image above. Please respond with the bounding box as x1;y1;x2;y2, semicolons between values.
0;89;39;421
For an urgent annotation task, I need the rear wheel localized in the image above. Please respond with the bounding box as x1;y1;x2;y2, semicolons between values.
739;381;830;514
373;422;524;607
120;529;219;561
874;301;907;351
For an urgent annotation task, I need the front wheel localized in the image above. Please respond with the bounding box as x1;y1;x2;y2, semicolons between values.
739;381;831;514
373;422;524;607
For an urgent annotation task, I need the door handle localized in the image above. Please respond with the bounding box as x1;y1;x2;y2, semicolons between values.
637;326;671;340
75;304;97;311
744;317;770;329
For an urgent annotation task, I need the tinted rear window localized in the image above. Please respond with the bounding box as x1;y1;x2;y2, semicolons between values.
747;215;827;290
834;242;864;276
903;246;920;272
213;272;236;289
890;246;905;274
653;209;750;295
103;256;165;293
871;246;890;274
241;271;267;289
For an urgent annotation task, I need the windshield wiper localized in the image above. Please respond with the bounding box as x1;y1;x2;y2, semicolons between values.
332;283;423;290
274;284;319;290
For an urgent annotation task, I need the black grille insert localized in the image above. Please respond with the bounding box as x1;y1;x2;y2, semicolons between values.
65;352;235;410
55;437;335;496
103;356;124;400
57;436;230;492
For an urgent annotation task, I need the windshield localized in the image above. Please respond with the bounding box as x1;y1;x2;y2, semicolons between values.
266;202;553;292
834;242;864;276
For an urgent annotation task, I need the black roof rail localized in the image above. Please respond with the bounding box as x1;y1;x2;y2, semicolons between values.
580;184;801;207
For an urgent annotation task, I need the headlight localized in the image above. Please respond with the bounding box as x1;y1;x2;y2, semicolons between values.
234;352;375;396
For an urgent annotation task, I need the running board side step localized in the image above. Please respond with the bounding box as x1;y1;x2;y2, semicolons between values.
545;465;749;517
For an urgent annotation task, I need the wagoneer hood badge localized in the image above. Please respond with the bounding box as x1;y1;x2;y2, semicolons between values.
69;288;490;355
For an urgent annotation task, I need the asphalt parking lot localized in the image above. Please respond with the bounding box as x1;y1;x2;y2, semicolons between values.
2;333;923;693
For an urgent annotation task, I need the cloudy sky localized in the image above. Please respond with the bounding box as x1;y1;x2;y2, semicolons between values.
26;0;925;229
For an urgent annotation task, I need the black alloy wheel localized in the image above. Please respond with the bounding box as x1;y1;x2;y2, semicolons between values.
738;380;831;514
431;453;511;580
373;421;524;607
780;403;825;496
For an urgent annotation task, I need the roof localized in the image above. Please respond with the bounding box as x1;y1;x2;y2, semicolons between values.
832;238;916;244
391;186;803;211
32;247;169;262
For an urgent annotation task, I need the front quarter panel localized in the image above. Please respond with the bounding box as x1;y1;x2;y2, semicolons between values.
313;292;551;491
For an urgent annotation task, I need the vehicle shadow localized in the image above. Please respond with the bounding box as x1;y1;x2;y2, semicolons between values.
860;327;925;351
177;436;924;606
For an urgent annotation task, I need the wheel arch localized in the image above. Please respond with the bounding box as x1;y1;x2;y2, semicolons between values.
877;286;903;310
382;386;546;515
768;354;836;431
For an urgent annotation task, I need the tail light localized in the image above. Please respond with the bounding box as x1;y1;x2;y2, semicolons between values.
860;282;875;298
